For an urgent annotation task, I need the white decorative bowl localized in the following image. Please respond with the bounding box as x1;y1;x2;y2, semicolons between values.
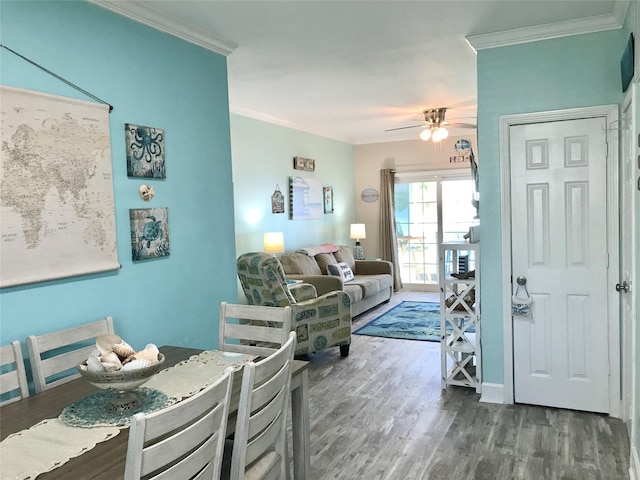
77;354;165;412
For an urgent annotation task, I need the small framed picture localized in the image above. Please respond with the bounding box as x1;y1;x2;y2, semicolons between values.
323;187;334;214
293;156;315;172
129;207;170;261
126;124;166;178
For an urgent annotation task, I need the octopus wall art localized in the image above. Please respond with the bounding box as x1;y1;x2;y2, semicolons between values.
125;123;166;178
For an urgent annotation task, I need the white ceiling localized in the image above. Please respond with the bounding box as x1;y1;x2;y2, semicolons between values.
93;0;626;144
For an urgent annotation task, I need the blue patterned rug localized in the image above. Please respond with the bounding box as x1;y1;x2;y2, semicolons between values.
354;301;459;342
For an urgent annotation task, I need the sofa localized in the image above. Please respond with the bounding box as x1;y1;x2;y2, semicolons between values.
280;244;393;317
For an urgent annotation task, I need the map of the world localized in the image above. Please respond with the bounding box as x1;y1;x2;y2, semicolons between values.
1;86;119;287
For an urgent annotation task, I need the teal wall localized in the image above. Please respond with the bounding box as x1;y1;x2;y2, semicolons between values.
231;114;356;265
0;2;237;361
476;29;626;384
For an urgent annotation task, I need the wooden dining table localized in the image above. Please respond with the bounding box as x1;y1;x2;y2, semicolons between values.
0;345;311;479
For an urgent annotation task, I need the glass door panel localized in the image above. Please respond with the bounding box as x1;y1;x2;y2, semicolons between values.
395;175;478;289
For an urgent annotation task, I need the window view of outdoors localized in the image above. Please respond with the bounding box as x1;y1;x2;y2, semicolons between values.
395;177;478;288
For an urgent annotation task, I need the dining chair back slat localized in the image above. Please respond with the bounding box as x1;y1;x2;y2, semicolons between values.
219;302;292;357
27;316;115;393
0;341;29;405
124;367;234;480
230;331;296;480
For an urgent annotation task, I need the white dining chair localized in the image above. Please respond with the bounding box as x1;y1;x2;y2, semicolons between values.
219;302;292;357
124;367;235;480
0;340;30;405
27;316;115;393
229;331;297;480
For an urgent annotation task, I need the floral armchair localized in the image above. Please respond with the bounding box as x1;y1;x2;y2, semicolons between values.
237;252;352;357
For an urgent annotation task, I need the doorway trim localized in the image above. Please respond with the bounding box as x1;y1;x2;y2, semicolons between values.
498;105;621;417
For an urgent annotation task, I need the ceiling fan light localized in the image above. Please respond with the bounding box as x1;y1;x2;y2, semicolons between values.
419;128;432;141
431;127;447;142
437;127;449;140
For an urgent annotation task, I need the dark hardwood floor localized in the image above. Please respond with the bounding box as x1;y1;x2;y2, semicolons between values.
291;290;631;480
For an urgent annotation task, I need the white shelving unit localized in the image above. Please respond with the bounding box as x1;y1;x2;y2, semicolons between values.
439;241;481;393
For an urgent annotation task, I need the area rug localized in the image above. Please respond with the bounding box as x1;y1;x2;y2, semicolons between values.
353;301;473;342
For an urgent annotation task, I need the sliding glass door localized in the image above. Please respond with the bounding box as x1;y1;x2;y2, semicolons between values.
395;172;478;290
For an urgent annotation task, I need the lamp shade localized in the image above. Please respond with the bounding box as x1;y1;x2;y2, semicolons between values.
350;223;366;240
263;232;284;254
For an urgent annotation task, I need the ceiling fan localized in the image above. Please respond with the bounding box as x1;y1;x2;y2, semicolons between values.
385;107;477;142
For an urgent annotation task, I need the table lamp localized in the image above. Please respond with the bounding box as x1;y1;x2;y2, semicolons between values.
350;223;366;260
263;232;285;256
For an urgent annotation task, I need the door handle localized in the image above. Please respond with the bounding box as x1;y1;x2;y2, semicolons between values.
616;281;629;293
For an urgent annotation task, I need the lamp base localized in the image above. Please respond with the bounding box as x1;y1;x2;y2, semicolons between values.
353;241;365;260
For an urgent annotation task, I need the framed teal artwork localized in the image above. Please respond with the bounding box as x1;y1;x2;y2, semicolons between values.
126;124;166;178
129;207;170;261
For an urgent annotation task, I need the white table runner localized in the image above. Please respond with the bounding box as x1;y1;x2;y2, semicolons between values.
0;350;252;480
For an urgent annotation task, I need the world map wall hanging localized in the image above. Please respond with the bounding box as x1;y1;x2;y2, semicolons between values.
0;85;119;287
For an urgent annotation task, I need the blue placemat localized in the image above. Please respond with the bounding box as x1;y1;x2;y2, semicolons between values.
60;387;168;428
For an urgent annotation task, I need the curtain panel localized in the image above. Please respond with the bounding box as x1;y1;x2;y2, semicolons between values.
379;169;403;291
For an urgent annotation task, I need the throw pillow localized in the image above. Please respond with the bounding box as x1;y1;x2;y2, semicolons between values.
315;253;337;274
327;262;355;282
280;252;322;275
334;245;356;272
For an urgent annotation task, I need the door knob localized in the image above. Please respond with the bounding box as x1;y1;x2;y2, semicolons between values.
616;281;629;293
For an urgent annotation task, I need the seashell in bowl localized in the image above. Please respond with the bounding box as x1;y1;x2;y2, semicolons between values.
121;358;152;371
101;361;122;372
87;350;106;373
135;344;160;362
99;351;122;369
123;343;160;365
112;340;136;360
95;333;124;354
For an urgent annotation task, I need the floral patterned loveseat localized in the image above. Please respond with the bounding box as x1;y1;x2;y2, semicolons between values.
237;252;352;357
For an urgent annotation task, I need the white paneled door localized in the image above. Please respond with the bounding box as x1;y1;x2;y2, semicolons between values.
620;94;636;419
510;117;610;413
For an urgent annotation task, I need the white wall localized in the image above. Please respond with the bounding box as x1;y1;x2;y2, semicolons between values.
354;135;478;257
230;114;356;299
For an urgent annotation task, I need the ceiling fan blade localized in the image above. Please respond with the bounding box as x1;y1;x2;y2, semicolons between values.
448;122;477;129
384;124;426;132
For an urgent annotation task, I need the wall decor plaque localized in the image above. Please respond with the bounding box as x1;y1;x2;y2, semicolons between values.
293;156;315;172
323;187;334;214
361;188;380;203
271;185;285;214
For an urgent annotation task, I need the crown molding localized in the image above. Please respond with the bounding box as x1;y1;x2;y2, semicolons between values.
229;104;356;144
466;1;628;52
88;0;238;56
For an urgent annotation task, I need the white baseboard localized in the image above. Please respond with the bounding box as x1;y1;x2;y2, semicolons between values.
480;382;505;404
631;446;639;480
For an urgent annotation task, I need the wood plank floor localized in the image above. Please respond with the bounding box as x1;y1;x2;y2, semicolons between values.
290;290;631;480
